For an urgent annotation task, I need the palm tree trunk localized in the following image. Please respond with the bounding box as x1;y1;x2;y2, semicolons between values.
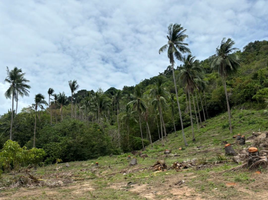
156;118;161;140
138;113;145;150
199;92;206;122
16;98;18;114
195;93;203;126
34;110;37;148
171;63;188;146
192;92;200;130
159;104;167;138
10;93;14;140
188;91;195;141
146;121;153;145
223;78;232;133
158;106;164;143
203;91;209;118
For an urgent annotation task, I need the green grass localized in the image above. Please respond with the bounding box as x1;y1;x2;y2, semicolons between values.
1;109;268;199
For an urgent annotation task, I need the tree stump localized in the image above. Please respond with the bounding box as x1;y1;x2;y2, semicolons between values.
225;144;237;156
239;136;246;145
129;158;137;166
164;149;172;154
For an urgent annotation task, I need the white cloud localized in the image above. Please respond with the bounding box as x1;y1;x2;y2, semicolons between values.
0;0;268;115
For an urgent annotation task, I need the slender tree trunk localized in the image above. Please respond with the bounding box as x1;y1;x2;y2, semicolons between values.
199;92;206;122
171;63;188;146
203;91;209;118
195;93;203;126
159;104;167;138
156;118;161;141
223;78;232;133
188;91;195;141
192;92;200;130
16;99;18;114
10;93;14;140
158;105;164;145
146;121;153;145
49;95;52;125
138;113;145;150
34;110;37;148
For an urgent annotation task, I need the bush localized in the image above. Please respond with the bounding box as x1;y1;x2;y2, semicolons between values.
0;140;46;172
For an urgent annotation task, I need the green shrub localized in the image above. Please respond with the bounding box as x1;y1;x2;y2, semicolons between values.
0;140;46;172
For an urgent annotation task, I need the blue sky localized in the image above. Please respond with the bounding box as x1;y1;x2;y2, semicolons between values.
0;0;268;115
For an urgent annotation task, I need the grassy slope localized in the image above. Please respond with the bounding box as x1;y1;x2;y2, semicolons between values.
1;109;268;200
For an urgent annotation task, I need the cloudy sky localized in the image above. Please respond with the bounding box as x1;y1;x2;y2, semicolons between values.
0;0;267;115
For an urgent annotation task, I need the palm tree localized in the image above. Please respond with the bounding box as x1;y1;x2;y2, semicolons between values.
159;23;190;146
4;67;31;140
128;85;147;150
114;90;122;147
48;88;54;125
57;92;68;121
150;76;169;143
69;80;79;118
93;89;111;123
179;55;203;141
211;38;240;133
33;94;47;147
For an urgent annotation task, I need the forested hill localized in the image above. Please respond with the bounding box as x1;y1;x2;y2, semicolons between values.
1;40;268;164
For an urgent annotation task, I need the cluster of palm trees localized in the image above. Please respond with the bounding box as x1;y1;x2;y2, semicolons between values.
4;23;240;149
159;24;240;143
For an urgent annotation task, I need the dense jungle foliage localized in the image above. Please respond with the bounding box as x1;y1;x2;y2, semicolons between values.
1;39;268;165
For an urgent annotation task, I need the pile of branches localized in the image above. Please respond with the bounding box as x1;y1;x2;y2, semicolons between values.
151;160;167;171
171;161;195;172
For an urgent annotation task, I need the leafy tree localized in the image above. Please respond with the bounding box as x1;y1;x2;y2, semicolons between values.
4;67;31;140
47;88;54;125
69;80;79;118
211;38;240;133
179;55;203;141
33;93;47;147
159;23;190;146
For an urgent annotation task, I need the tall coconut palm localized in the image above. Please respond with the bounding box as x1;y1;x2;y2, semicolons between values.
211;38;240;133
179;55;203;141
127;85;146;150
4;67;31;140
150;76;169;143
69;80;79;118
159;23;190;146
33;94;47;147
57;92;68;121
47;88;54;125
